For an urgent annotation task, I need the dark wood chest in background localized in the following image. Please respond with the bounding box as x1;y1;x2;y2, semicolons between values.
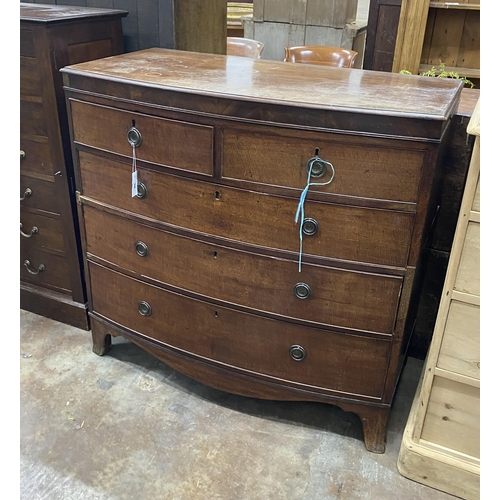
62;49;463;452
20;3;127;329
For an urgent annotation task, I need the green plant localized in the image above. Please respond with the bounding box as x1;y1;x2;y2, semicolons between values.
400;62;474;88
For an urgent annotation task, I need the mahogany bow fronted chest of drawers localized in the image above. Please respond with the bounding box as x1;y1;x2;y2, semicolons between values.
20;3;126;329
62;49;463;452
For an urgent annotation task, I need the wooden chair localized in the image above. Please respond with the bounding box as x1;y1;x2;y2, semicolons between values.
284;45;358;68
227;37;264;59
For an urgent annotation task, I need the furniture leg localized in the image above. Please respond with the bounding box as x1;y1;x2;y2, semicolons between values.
90;317;112;356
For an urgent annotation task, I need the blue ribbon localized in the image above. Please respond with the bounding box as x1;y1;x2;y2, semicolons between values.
295;159;335;272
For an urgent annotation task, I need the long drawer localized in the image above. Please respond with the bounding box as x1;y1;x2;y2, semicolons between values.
20;175;60;214
222;126;426;204
89;261;392;399
69;99;214;176
20;211;65;255
78;151;414;268
84;205;403;334
20;246;72;292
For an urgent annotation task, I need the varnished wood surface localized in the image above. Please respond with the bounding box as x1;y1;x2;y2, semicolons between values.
20;3;127;23
61;48;463;121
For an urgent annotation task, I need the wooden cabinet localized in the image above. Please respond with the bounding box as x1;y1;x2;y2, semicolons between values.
62;48;462;452
20;3;126;329
397;99;480;498
392;0;480;86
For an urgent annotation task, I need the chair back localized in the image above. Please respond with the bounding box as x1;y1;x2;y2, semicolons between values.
227;37;264;59
284;45;358;68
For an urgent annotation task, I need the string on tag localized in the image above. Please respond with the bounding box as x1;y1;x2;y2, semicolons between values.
131;144;138;197
294;159;335;272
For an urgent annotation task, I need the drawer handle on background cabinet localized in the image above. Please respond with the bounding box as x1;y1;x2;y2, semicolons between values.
23;260;45;275
20;188;32;201
134;241;149;257
20;150;26;159
302;218;319;236
294;282;311;299
136;182;147;199
20;223;38;238
138;301;152;316
289;345;307;361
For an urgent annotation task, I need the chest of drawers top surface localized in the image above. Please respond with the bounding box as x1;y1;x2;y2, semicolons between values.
20;3;127;23
61;48;462;139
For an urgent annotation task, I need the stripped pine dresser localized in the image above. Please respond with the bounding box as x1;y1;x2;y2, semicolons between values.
61;49;463;452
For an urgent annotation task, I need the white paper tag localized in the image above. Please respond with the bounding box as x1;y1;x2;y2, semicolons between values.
132;171;138;197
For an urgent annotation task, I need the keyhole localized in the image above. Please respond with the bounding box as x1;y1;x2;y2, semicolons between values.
314;147;320;156
213;251;218;258
132;119;136;127
215;191;220;200
214;311;218;317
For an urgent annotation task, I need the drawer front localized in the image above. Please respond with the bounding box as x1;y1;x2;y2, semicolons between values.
21;246;72;292
20;99;47;137
79;152;414;267
20;29;35;58
437;300;480;380
421;376;480;459
90;262;391;399
20;211;65;255
223;127;425;204
20;136;55;178
70;99;214;175
20;56;42;98
455;221;479;296
84;206;403;334
20;176;60;214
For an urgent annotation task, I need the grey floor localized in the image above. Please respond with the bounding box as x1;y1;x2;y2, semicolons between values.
20;310;459;500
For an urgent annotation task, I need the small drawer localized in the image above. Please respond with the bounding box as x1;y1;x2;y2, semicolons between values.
69;99;214;175
20;175;60;214
20;29;35;58
455;221;479;296
20;136;55;178
90;262;391;399
21;247;71;293
79;152;414;268
21;99;47;137
222;127;426;204
84;206;403;334
20;212;65;255
20;56;42;98
437;300;480;380
420;376;480;459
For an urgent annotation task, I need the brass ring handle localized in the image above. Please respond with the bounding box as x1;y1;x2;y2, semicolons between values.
307;157;327;178
289;345;307;361
136;182;147;199
127;126;142;147
302;218;319;236
20;188;32;201
294;282;311;300
134;241;149;257
138;301;152;316
24;260;45;275
20;223;39;238
20;150;26;159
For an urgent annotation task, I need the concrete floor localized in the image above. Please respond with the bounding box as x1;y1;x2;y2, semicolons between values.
20;310;459;500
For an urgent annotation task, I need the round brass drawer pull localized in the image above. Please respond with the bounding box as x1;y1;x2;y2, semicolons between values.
294;282;311;299
138;301;152;317
289;345;307;361
302;218;319;236
307;158;327;178
127;126;142;147
134;241;149;257
20;223;39;238
136;182;147;199
24;260;45;275
20;187;32;201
